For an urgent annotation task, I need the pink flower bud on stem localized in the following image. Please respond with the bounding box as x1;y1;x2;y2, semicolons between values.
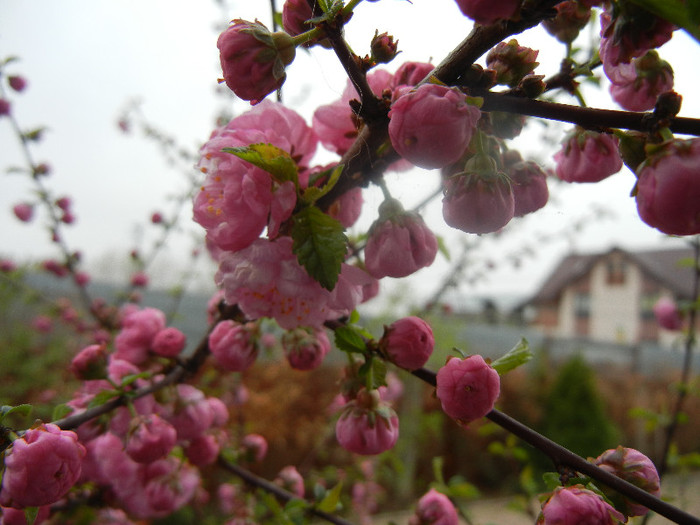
436;355;500;424
380;316;435;371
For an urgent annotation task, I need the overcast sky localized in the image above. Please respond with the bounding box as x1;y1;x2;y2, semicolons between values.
1;0;697;307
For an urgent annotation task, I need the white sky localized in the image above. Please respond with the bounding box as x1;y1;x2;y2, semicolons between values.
1;0;697;307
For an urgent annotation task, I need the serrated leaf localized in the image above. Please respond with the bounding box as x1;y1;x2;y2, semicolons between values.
291;206;347;290
491;338;532;376
334;326;367;354
223;143;298;185
0;404;33;423
302;164;343;204
316;481;343;513
51;404;72;421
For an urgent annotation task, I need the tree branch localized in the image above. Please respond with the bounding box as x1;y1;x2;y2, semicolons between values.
411;367;700;525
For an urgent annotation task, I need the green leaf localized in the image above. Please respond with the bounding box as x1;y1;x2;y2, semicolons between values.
436;235;451;261
542;472;561;491
87;389;121;409
24;507;39;525
0;404;32;423
291;206;347;290
223;143;298;185
301;164;343;204
334;325;368;354
51;404;72;421
626;0;700;43
316;481;343;513
490;338;532;376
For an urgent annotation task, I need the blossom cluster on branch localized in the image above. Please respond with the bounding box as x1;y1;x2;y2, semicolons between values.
2;0;700;523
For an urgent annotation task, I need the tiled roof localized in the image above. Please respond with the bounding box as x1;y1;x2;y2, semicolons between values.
529;246;696;304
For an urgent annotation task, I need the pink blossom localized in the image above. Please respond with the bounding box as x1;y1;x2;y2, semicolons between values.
8;76;27;92
107;358;141;384
275;466;305;498
378;372;404;403
313;70;393;156
652;297;683;331
194;102;316;255
554;129;623;183
328;186;364;228
151;327;187;357
542;1;592;44
607;51;674;112
365;199;438;279
538;486;625;524
0;423;86;508
184;433;222;467
216;237;371;329
389;84;481;169
217;19;296;104
509;160;549;217
392;61;434;89
336;390;399;455
139;458;200;519
167;384;215;441
126;414;178;464
41;259;68;277
130;271;149;287
0;259;17;273
70;343;108;380
31;315;53;333
0;99;10;116
74;271;90;286
442;170;514;234
409;489;459;525
380;316;434;371
114;307;166;365
208;397;230;427
594;446;661;517
241;433;268;463
635;138;700;235
12;203;33;223
282;327;331;371
436;355;500;424
151;211;163;224
208;320;259;372
454;0;520;25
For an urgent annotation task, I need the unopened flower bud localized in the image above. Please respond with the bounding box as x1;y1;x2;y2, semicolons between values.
0;98;10;116
635;138;700;235
335;393;399;455
538;485;625;524
594;446;661;517
542;1;592;43
554;128;622;183
454;0;520;25
389;83;481;169
442;157;515;234
380;316;434;371
70;344;109;380
217;19;296;104
365;199;438;279
371;31;399;64
486;39;539;88
652;297;683;330
12;203;33;223
436;355;500;424
282;327;331;371
409;489;459;525
151;327;187;357
8;75;27;92
208;320;259;372
275;466;305;498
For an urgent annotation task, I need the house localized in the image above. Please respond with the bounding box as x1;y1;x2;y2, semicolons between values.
527;246;697;346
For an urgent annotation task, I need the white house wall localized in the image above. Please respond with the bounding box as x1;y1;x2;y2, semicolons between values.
557;287;576;338
589;260;641;343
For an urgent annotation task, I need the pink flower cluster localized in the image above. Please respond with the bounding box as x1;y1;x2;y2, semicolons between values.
194;102;376;329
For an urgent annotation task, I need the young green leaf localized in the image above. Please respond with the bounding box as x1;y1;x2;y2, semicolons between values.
491;338;532;376
0;404;32;423
302;164;343;204
334;325;368;354
316;481;343;513
291;206;347;290
223;143;298;186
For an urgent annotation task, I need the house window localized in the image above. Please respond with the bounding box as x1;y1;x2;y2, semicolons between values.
574;292;590;318
606;258;627;285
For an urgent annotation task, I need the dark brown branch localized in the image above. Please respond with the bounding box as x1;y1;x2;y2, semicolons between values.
218;457;356;525
477;91;700;135
411;367;700;525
